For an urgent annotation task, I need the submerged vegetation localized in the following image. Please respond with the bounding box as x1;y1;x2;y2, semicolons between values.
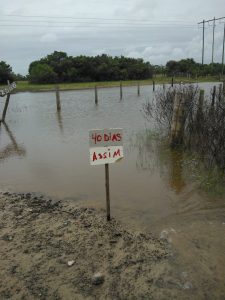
143;83;225;194
130;128;225;196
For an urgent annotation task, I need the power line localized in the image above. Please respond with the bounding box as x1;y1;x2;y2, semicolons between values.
0;14;198;31
0;17;197;30
0;19;196;27
0;24;196;30
0;15;196;28
1;14;196;24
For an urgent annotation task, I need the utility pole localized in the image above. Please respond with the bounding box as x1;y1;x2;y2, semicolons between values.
222;23;225;76
198;16;225;65
202;20;205;65
212;17;216;64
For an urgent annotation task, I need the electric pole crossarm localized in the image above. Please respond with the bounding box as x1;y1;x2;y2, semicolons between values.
198;16;225;24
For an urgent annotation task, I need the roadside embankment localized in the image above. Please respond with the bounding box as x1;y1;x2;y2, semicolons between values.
0;191;176;299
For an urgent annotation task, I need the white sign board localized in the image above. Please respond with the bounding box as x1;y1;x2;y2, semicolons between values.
89;128;124;165
0;82;16;97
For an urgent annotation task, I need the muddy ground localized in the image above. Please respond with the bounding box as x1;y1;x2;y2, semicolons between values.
0;191;195;299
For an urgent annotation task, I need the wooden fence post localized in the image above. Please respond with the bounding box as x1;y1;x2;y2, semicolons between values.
55;85;61;111
219;84;222;102
153;80;155;92
170;92;185;147
2;94;11;122
211;86;216;108
137;82;140;96
199;89;204;110
120;82;123;100
95;85;98;105
196;89;204;122
171;77;174;87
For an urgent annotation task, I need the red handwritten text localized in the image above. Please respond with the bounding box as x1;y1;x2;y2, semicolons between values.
92;132;122;145
92;148;121;162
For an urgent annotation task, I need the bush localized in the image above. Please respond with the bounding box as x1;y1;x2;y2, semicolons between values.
29;63;57;84
28;51;153;83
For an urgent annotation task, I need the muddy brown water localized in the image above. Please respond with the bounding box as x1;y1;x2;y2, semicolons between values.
0;82;225;299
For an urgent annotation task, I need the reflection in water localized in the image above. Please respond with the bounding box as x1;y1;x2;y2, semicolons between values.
168;149;185;194
0;122;26;160
128;129;159;172
56;111;64;134
129;129;185;194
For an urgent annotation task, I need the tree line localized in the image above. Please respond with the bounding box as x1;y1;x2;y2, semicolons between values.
28;52;152;84
0;52;224;84
164;58;224;77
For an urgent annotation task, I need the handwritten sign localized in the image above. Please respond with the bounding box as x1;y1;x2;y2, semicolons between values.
89;128;123;165
0;82;16;97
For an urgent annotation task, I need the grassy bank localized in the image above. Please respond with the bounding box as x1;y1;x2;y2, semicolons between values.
1;75;223;93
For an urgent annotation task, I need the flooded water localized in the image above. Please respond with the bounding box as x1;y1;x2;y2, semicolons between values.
1;82;225;298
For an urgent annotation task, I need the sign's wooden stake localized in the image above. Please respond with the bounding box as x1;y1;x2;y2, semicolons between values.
105;163;110;221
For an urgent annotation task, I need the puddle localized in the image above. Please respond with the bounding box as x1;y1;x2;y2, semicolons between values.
0;82;225;298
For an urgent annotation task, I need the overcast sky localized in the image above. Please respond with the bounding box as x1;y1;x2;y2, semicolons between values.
1;0;225;74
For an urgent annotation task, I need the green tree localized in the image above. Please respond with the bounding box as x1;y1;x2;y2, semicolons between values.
66;67;79;82
178;58;196;75
166;60;180;76
152;65;166;75
28;52;153;83
29;63;57;84
14;73;27;81
0;61;14;84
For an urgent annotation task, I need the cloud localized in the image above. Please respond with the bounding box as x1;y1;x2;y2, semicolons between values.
40;33;58;43
1;0;225;74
